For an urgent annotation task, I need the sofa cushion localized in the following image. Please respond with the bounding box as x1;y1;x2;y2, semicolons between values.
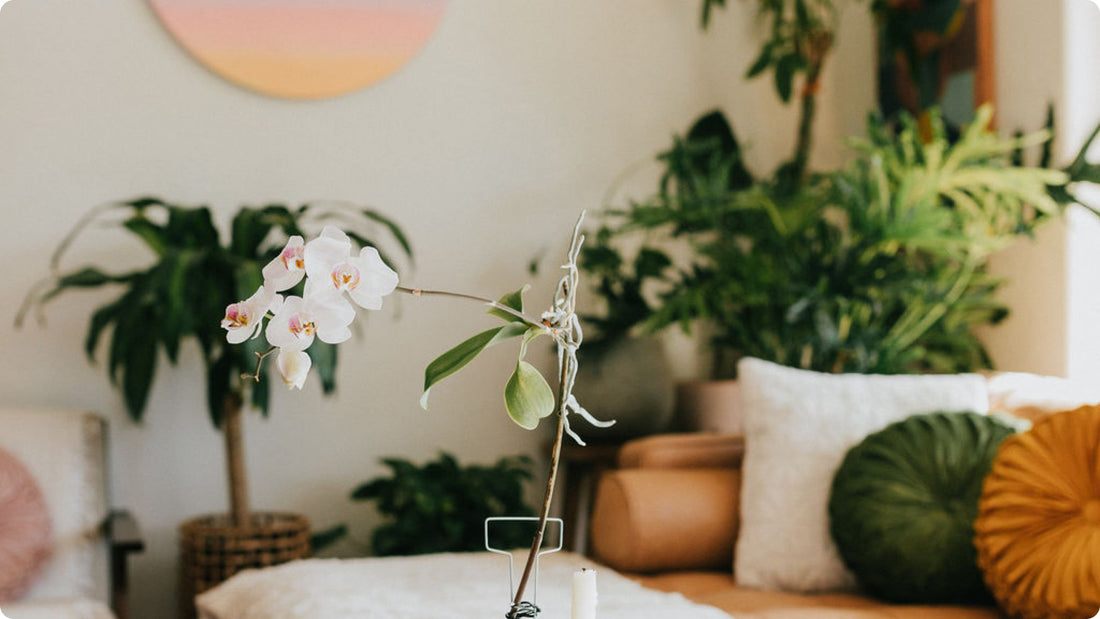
618;434;744;469
735;358;988;592
591;468;739;573
0;447;53;602
828;412;1014;604
985;371;1100;422
975;405;1100;619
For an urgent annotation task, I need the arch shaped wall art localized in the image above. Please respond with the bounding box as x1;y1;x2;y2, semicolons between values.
149;0;449;100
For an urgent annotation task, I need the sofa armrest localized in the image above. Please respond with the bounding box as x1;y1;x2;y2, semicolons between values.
618;433;744;469
108;509;144;619
589;467;740;573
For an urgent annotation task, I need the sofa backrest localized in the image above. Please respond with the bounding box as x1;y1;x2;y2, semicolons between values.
0;409;109;603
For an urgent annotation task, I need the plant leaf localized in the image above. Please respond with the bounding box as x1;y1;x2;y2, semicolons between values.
309;340;338;394
122;306;159;422
775;54;798;103
487;285;530;323
420;323;527;409
504;361;555;430
361;208;414;262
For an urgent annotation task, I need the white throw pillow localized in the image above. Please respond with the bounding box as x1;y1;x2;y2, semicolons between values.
734;358;989;593
986;372;1100;419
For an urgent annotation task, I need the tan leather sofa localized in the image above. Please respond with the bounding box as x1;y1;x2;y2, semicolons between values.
589;433;1003;619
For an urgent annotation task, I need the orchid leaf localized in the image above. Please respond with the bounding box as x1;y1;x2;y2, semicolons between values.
420;323;527;410
504;361;555;430
488;285;530;323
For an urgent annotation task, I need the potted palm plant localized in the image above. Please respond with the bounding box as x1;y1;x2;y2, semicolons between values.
17;196;411;613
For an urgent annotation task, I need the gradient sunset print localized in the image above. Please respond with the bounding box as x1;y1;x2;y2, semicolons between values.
149;0;448;99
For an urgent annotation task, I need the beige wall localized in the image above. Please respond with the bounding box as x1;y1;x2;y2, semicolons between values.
982;0;1100;377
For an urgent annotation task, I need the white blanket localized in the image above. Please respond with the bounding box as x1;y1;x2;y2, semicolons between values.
196;551;732;619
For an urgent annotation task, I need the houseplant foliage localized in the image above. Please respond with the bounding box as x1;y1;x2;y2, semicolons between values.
350;452;535;556
584;107;1100;378
17;196;412;526
582;0;1100;380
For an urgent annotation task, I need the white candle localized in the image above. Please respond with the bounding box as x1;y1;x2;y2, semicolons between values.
572;568;597;619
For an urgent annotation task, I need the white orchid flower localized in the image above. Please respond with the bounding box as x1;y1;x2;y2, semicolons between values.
265;287;355;352
262;236;307;292
276;349;312;390
221;285;279;344
304;226;398;310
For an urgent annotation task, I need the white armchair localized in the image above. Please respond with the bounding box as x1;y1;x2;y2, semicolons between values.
0;409;142;619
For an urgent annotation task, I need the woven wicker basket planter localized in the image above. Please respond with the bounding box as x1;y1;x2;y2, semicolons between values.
179;512;310;618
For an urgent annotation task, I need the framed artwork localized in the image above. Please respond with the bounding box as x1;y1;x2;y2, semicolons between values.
149;0;449;100
876;0;994;131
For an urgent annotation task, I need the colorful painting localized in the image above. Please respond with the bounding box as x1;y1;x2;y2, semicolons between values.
149;0;449;99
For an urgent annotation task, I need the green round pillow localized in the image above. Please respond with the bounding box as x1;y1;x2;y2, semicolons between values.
828;411;1016;604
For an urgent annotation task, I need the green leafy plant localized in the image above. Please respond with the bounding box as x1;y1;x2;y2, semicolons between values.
582;0;1100;380
17;197;412;525
584;107;1098;378
349;452;536;556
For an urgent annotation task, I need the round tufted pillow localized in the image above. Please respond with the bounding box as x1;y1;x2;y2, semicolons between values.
829;411;1015;604
0;446;53;602
975;405;1100;619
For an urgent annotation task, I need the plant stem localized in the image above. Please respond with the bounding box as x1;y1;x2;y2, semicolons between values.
790;57;824;184
223;391;250;527
396;286;541;327
507;349;571;618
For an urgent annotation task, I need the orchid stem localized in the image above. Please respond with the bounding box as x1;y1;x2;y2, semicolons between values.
396;286;541;327
242;346;277;382
507;348;571;618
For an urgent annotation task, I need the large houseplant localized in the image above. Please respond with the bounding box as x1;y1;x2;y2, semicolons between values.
580;0;1100;431
17;197;412;605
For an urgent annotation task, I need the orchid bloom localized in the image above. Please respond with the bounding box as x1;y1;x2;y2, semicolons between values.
304;226;398;310
262;236;307;292
221;286;278;344
265;287;355;352
276;349;312;390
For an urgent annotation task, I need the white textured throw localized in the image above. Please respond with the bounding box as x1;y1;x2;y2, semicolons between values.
734;358;989;593
196;551;732;619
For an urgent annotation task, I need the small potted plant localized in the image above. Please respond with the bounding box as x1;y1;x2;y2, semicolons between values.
349;452;536;556
18;197;412;613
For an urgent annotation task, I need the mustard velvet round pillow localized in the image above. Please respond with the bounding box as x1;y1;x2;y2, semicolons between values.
975;405;1100;619
829;412;1015;604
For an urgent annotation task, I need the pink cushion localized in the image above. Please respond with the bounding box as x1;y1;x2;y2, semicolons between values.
0;446;52;602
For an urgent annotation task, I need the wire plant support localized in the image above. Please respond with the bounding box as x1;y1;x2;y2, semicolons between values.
485;517;564;619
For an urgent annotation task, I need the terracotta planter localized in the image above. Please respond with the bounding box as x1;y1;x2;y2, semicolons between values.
673;379;743;434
